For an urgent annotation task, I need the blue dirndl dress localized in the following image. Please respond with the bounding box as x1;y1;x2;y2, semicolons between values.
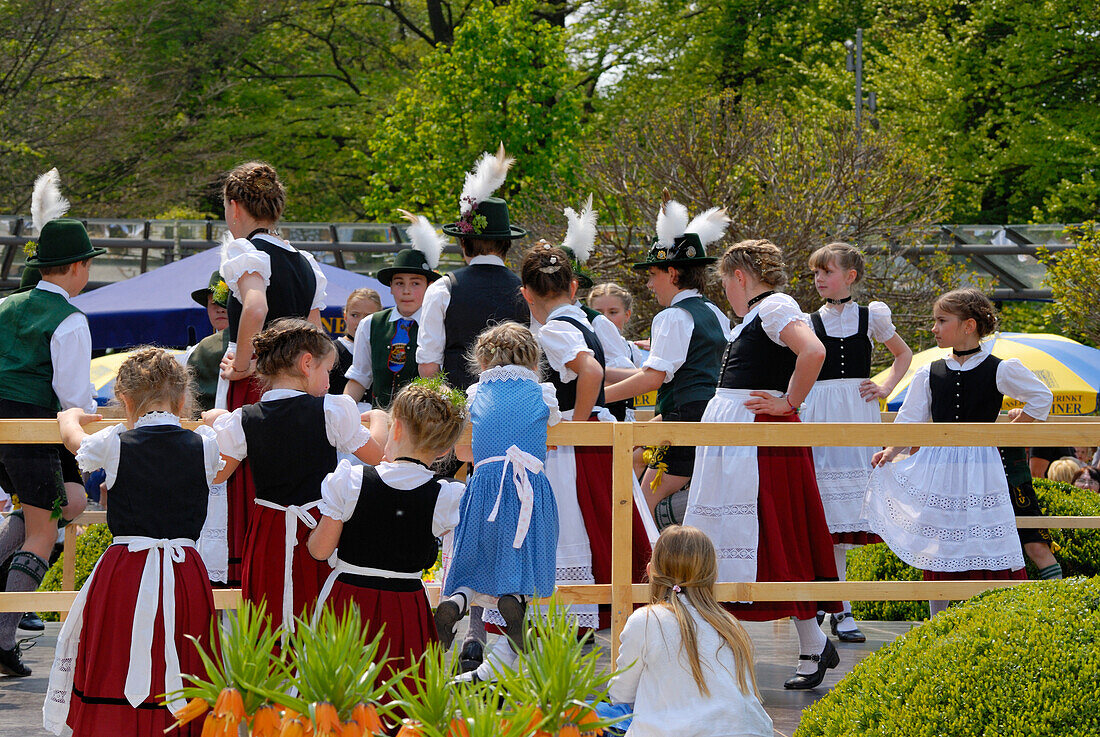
443;365;559;598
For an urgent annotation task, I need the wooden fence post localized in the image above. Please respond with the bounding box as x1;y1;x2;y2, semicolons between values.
610;423;635;663
60;523;76;622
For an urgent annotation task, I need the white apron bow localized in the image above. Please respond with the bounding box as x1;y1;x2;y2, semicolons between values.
476;444;544;549
312;557;422;626
42;537;195;735
253;498;323;640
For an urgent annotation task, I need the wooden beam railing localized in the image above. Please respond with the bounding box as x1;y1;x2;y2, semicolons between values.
1;419;1097;660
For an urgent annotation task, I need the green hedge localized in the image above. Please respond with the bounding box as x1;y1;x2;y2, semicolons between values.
1030;478;1100;577
38;524;113;622
795;578;1100;737
847;477;1100;621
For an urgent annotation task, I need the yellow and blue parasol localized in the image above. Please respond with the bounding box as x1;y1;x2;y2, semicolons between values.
873;332;1100;416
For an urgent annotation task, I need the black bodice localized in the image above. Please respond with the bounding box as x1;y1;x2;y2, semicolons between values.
548;315;606;414
811;306;873;380
108;425;208;540
928;354;1003;422
240;394;337;506
719;313;796;392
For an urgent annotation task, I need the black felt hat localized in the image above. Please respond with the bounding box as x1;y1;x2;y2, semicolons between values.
376;248;442;286
442;197;527;240
631;232;716;270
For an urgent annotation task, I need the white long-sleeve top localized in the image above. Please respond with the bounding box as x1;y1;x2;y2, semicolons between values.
36;281;97;413
895;344;1053;423
609;601;773;737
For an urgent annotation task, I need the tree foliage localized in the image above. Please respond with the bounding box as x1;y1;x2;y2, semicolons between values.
1040;223;1100;347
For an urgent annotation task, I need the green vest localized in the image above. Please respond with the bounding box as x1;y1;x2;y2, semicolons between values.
0;288;83;411
186;329;230;413
368;308;420;409
654;296;725;417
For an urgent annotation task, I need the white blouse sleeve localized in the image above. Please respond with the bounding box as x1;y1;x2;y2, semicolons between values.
416;277;452;366
540;382;563;426
608;607;650;704
194;425;227;486
432;479;466;537
591;314;635;369
323;394;371;454
300;250;328;311
867;301;898;343
211;409;248;460
538;320;593;383
319;459;363;522
220;238;271;300
996;358;1054;421
465;382;480;404
894;365;932;423
758;294;809;347
75;423;125;487
642;308;693;381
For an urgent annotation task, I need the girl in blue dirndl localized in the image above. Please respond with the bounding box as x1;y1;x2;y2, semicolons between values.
437;321;560;683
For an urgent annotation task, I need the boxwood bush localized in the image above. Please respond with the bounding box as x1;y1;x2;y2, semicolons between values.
38;523;113;622
847;477;1100;621
795;578;1100;737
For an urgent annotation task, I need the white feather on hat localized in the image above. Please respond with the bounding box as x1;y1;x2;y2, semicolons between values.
685;207;731;246
31;168;70;234
459;142;514;217
655;199;689;247
398;209;445;269
562;194;598;264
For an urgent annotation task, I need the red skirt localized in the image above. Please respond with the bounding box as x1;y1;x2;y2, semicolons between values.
324;580;437;697
225;376;264;587
67;546;214;737
241;504;331;632
832;531;883;546
726;413;842;622
575;426;652;630
923;568;1028;582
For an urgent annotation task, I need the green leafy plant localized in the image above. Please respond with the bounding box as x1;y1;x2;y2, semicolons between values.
38;523;113;622
795;578;1100;736
1030;478;1100;577
846;543;928;622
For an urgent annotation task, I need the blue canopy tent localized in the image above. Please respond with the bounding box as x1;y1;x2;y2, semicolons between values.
71;249;392;350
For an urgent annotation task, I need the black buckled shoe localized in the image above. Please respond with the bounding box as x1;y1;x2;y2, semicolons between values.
816;611;825;626
0;642;31;677
434;600;464;651
459;639;484;673
497;594;528;652
830;612;867;643
19;612;45;632
783;639;839;690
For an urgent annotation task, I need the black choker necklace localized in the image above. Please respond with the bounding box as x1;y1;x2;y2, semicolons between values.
825;296;852;305
395;456;431;469
953;346;982;357
247;227;270;239
746;291;775;310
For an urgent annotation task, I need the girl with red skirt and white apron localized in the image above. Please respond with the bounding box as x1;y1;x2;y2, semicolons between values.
683;240;842;691
308;381;467;709
217;162;327;586
46;348;222;736
209;319;383;637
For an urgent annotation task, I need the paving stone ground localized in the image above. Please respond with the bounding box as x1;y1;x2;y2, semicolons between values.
0;619;916;736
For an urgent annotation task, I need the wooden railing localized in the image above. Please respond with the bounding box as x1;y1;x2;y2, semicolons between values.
1;418;1098;659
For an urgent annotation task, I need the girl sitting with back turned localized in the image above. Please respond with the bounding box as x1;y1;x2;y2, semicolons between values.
605;525;772;737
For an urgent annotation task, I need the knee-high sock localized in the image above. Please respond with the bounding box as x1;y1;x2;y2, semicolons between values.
0;550;48;649
463;606;487;646
793;616;828;675
474;636;519;681
928;599;949;617
833;546;857;631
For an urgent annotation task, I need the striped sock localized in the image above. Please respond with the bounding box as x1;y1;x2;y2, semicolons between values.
1038;563;1063;580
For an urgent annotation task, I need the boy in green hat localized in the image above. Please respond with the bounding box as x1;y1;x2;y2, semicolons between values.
418;145;530;391
186;270;231;413
0;170;104;676
344;211;442;409
605;199;732;516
